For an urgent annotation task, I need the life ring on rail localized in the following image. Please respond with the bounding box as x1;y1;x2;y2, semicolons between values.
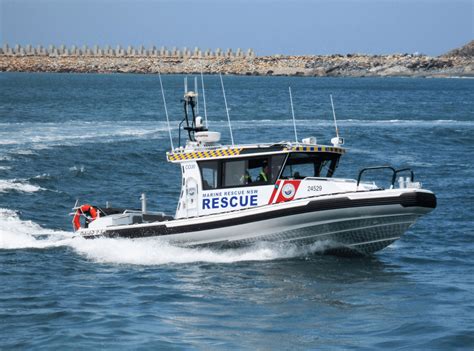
73;204;98;231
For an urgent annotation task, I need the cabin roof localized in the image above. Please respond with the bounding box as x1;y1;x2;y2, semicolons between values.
166;143;345;163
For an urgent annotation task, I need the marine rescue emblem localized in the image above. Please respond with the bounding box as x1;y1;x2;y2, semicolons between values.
281;183;296;199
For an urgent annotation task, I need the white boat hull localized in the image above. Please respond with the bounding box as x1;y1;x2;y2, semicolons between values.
79;188;436;255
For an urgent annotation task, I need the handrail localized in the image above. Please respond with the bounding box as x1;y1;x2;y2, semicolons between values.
394;168;414;182
356;166;415;188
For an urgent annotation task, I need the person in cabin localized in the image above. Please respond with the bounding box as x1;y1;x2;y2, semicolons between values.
258;161;271;183
240;170;252;185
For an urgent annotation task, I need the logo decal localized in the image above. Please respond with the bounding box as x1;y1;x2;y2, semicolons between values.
273;180;301;203
281;183;296;199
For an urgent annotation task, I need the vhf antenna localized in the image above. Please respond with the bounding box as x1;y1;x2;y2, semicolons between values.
330;94;339;138
219;73;234;146
184;76;188;117
200;72;208;128
158;71;174;150
194;76;199;114
289;86;298;143
330;94;343;146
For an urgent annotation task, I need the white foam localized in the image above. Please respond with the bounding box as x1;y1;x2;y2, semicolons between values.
69;238;314;265
32;173;52;180
0;121;171;150
0;208;327;265
14;149;36;155
0;208;72;249
0;179;44;193
69;165;85;173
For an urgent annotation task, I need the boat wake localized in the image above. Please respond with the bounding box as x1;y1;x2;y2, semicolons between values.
0;179;45;193
0;208;328;265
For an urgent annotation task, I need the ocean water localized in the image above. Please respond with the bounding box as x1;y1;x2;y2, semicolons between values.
0;73;473;349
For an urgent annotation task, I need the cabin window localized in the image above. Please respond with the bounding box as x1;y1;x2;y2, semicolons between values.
200;161;219;190
281;152;339;179
223;160;247;187
199;154;287;189
223;157;272;187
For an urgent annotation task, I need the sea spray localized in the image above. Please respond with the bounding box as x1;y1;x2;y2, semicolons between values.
0;179;44;193
0;208;71;249
0;208;330;264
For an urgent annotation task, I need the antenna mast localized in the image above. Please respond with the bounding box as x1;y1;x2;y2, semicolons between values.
194;76;199;114
158;72;174;150
330;94;339;138
219;73;234;146
200;72;208;128
289;86;298;143
330;94;344;146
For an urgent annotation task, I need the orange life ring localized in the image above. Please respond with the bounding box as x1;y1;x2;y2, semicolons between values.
73;204;98;231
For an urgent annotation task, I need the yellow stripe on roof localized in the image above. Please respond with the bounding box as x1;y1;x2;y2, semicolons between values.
166;145;345;162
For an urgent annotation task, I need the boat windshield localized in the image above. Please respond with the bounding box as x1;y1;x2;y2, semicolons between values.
281;152;340;179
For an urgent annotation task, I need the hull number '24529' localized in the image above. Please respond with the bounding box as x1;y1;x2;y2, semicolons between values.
307;185;323;192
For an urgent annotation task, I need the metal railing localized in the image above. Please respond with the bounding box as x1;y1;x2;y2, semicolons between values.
356;166;415;188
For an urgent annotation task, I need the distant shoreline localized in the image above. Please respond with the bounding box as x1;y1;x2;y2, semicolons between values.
1;54;473;78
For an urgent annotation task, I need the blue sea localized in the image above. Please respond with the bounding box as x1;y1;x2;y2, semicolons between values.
0;73;473;350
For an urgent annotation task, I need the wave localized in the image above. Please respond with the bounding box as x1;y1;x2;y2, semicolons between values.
0;208;328;265
0;208;71;249
0;179;44;193
221;119;474;127
0;121;171;150
0;118;471;157
70;239;330;266
32;173;53;180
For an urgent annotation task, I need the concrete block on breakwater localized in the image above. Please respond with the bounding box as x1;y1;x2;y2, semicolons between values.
0;43;473;77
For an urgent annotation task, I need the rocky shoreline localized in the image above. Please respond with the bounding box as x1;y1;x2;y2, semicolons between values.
1;54;473;78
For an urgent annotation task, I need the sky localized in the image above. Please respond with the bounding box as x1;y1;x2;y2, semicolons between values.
0;0;473;56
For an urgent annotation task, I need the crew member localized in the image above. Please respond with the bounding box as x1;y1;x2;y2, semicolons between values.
240;170;252;185
258;162;270;182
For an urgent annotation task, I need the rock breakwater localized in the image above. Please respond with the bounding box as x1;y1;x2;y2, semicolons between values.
1;50;473;77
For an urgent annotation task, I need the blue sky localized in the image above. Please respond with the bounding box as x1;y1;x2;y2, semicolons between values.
1;0;472;56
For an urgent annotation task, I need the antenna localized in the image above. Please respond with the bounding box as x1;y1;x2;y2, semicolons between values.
200;72;208;128
158;71;174;150
289;86;298;143
219;73;234;146
330;94;344;146
330;94;339;138
194;76;199;114
184;77;188;116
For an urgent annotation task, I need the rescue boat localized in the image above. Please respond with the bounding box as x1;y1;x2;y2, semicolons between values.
71;87;436;255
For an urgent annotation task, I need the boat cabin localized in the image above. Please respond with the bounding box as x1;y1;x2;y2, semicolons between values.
167;144;354;219
166;89;354;219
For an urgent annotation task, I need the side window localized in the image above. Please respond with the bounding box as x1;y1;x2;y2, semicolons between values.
200;154;290;189
200;161;219;190
222;157;274;187
247;158;271;184
223;160;246;187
